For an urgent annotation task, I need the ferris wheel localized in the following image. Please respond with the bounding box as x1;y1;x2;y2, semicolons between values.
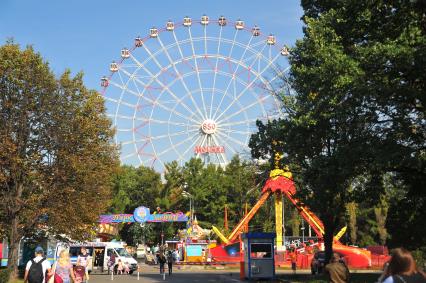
101;15;291;172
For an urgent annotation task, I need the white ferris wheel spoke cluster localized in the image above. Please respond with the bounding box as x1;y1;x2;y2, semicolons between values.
101;15;291;172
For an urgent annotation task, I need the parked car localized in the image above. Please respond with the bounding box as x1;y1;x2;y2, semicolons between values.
311;251;345;275
136;245;147;259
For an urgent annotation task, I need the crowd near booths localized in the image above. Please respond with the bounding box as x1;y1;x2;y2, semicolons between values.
0;237;139;275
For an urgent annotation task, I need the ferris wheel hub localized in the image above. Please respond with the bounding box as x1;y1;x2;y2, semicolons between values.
201;119;217;135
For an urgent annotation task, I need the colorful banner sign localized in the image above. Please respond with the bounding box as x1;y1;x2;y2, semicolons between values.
99;207;188;223
99;214;134;223
133;206;150;223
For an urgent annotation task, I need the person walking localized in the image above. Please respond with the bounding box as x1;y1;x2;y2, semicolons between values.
157;252;166;275
107;252;116;274
379;248;426;283
167;250;174;275
325;253;350;283
77;247;91;281
24;246;52;283
53;250;76;283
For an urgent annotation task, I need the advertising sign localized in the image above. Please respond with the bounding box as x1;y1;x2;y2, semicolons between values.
99;207;188;223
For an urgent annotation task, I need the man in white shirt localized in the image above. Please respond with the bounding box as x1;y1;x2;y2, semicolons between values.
24;246;52;283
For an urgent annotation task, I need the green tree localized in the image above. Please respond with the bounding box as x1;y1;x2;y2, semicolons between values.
109;165;163;244
0;42;119;280
223;156;259;229
251;0;426;261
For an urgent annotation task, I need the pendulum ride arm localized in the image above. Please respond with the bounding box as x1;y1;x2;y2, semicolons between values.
211;226;230;245
227;190;272;242
283;191;325;237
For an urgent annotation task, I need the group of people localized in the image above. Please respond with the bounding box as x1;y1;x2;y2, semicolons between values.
325;248;426;283
23;243;426;283
24;247;90;283
156;249;178;276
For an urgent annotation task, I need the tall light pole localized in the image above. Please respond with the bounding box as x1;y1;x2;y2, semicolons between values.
182;189;193;225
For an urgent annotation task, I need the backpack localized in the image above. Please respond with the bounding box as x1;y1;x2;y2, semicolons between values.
167;252;174;263
28;258;45;283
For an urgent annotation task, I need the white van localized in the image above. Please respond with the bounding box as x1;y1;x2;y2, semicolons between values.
56;241;138;274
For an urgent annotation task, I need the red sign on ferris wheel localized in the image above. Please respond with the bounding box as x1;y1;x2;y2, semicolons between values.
194;146;225;154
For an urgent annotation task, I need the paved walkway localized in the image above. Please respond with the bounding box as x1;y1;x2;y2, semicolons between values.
88;266;242;283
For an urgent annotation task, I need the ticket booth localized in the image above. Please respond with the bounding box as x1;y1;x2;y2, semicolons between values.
242;232;276;280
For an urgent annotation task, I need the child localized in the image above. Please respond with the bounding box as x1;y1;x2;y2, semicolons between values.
117;259;124;275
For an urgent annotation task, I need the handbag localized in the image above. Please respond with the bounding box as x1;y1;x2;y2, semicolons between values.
47;263;63;283
53;273;63;283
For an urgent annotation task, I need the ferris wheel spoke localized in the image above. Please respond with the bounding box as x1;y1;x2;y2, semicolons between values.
217;128;251;135
212;33;254;119
150;128;199;141
215;51;281;122
113;114;148;121
121;152;138;161
181;133;207;160
216;130;248;149
118;68;148;89
104;95;137;109
116;128;134;132
269;65;291;85
194;133;208;160
108;82;200;125
212;134;232;164
156;133;199;159
149;118;196;127
210;134;228;165
220;116;265;127
209;25;223;119
188;27;208;119
217;97;267;124
227;28;239;60
158;34;205;121
141;44;167;73
129;54;202;123
171;31;210;121
204;23;208;55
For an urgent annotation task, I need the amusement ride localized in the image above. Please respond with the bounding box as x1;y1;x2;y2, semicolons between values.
99;15;377;269
101;15;291;172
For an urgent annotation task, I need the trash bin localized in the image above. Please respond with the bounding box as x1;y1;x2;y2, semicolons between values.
242;232;276;280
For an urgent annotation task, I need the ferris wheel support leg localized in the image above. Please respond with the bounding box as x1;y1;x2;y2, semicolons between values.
275;192;284;251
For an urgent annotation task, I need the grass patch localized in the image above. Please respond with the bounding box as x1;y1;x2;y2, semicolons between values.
278;272;380;283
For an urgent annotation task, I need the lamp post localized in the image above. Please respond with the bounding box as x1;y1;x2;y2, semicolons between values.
182;190;193;225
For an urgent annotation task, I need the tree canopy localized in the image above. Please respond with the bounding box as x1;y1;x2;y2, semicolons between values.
0;42;119;280
250;0;426;261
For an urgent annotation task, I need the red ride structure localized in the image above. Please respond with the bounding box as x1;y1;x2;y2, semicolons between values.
211;153;372;268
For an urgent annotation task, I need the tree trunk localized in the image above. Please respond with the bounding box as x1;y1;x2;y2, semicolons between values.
291;208;300;237
346;202;358;245
374;206;388;245
7;216;21;282
323;214;337;265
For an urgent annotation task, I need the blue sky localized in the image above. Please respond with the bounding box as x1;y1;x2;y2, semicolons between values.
1;0;305;170
1;0;304;91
